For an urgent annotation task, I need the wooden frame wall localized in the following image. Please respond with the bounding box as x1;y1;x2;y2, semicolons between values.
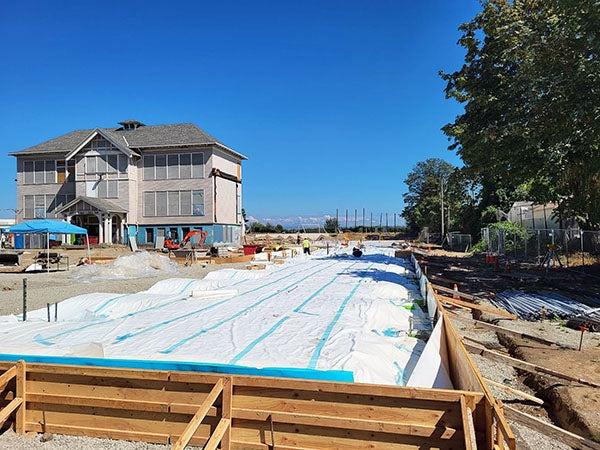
0;360;485;449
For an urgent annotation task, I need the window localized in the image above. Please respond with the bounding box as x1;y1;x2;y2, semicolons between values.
143;190;204;217
156;191;167;216
107;155;118;173
192;153;203;178
192;190;204;216
155;155;167;180
34;195;46;218
24;160;57;184
67;160;76;181
169;228;179;240
143;155;154;180
86;156;97;174
145;228;154;243
179;154;191;178
98;180;118;198
45;160;55;183
118;155;128;174
97;154;107;173
23;161;34;184
168;191;179;216
144;192;155;217
23;195;34;218
34;161;45;184
141;153;203;180
57;160;66;183
167;154;179;179
180;191;191;215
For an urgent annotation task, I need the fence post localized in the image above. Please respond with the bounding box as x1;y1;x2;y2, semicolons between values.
581;232;585;266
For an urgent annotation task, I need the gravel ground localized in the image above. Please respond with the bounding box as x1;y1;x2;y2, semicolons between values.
0;430;173;449
452;308;573;450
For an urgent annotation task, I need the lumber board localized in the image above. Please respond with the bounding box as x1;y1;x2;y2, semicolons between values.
15;360;25;434
0;366;16;389
222;378;232;450
464;341;600;389
482;378;544;405
231;375;483;402
204;417;231;450
431;283;479;301
172;378;224;450
438;294;517;320
233;407;460;438
460;396;477;450
232;391;464;428
449;314;559;347
504;405;600;450
0;397;22;427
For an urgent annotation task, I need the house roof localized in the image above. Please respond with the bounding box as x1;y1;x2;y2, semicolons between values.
9;122;247;160
57;196;128;214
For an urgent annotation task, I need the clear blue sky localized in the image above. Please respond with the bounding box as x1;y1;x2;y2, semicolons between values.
0;0;479;220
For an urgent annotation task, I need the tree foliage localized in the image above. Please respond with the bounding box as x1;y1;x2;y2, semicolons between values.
441;0;600;228
402;158;478;234
324;217;339;233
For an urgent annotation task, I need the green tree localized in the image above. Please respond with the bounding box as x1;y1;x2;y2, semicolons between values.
442;0;600;228
324;217;339;233
402;158;476;234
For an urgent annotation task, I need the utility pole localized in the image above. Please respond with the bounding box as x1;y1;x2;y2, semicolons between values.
385;213;388;231
362;208;365;229
336;208;339;228
345;209;348;230
370;212;373;231
440;177;445;238
379;213;383;230
354;209;357;229
394;213;397;230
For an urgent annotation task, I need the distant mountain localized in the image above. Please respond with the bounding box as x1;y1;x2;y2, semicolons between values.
247;215;331;230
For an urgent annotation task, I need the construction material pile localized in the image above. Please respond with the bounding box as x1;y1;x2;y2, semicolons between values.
492;290;600;321
70;251;179;282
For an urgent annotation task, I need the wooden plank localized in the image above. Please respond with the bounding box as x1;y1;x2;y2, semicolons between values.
449;314;560;347
0;366;16;390
504;405;600;450
431;283;479;301
23;363;171;381
222;378;232;450
0;397;22;427
25;392;171;413
438;295;517;320
172;378;224;450
482;378;544;405
460;395;477;450
232;392;464;428
231;376;483;403
233;408;460;438
464;341;600;389
15;360;25;434
204;418;231;450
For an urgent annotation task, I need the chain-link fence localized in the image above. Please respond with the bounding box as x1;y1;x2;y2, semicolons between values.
481;227;600;266
447;232;472;252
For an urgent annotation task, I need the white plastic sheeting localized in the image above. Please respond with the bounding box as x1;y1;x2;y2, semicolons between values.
70;251;179;282
0;246;431;386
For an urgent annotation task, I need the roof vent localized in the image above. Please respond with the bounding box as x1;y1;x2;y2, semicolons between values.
118;120;145;131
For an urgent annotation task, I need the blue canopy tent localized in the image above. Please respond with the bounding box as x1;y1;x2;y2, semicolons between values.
9;219;89;272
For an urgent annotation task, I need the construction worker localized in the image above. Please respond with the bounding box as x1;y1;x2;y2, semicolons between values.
302;237;311;255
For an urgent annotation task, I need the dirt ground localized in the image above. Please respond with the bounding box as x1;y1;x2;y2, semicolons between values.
416;249;600;447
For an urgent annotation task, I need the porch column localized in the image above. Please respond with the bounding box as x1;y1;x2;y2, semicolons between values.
119;216;125;245
98;214;104;244
104;215;112;244
62;215;72;244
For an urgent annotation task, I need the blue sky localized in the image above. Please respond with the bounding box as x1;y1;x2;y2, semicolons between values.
0;0;479;221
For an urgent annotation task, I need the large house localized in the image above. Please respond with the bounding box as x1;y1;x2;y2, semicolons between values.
10;120;246;246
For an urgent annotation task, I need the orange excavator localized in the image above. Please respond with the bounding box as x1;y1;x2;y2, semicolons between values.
164;229;208;251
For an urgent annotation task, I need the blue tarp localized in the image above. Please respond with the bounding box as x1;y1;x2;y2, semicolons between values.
9;219;87;235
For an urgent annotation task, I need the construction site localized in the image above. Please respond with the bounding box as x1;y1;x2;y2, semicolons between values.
0;233;596;450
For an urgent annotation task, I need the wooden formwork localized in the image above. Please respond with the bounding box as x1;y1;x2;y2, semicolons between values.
0;359;491;449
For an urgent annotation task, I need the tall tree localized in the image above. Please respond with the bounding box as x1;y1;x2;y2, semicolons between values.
441;0;600;228
402;158;475;234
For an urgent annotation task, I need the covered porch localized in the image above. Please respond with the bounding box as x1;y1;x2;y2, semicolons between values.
57;197;127;245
